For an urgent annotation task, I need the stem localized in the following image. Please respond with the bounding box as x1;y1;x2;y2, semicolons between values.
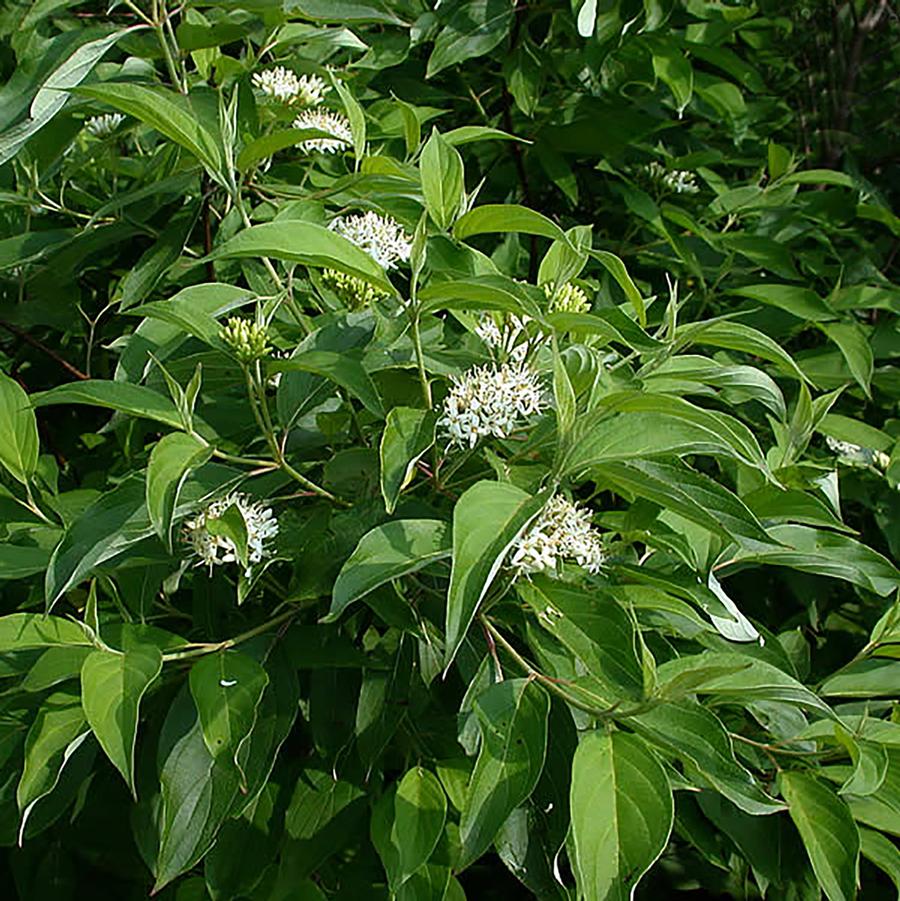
481;616;612;717
161;608;298;662
410;313;432;408
243;367;346;506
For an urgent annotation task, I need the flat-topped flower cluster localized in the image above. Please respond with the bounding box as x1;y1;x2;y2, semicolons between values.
184;492;278;577
252;65;352;154
511;495;605;575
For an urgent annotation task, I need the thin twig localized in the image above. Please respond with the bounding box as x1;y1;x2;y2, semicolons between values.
0;320;89;380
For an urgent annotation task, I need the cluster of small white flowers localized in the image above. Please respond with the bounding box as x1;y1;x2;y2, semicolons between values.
826;436;891;470
85;113;125;138
292;108;353;153
184;492;278;577
646;161;699;194
510;495;604;575
252;67;329;106
330;212;412;269
475;314;532;362
439;362;543;448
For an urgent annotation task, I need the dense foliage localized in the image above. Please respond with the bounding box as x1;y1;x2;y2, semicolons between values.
1;1;899;898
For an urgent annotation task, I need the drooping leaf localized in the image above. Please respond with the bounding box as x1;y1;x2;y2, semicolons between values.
379;407;436;513
780;771;859;901
0;372;39;485
80;638;162;795
189;651;269;764
391;766;447;880
329;519;451;620
147;432;213;550
570;730;674;901
426;0;516;78
445;482;548;669
458;678;550;868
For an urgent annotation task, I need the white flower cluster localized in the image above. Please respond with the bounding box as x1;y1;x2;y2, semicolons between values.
252;67;329;106
826;436;890;470
85;113;125;138
510;495;604;575
184;492;278;577
646;161;699;194
475;314;532;362
292;108;353;154
439;362;543;448
330;211;412;269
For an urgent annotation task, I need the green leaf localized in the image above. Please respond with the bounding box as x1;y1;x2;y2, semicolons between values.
75;83;221;174
562;401;767;478
391;766;447;881
115;206;198;310
329;519;451;620
570;730;674;901
442;125;526;146
782;169;857;188
379;407;436;514
189;650;269;764
0;372;38;485
726;525;899;597
80;639;162;795
658;652;833;715
154;689;241;891
45;477;151;611
330;74;366;160
681;319;810;382
0;613;89;651
453;204;566;242
0;229;75;272
16;691;89;837
860;827;900;895
821;659;900;698
418;274;542;318
595;459;773;549
519;577;643;700
426;0;516;78
780;771;859;901
147;432;213;551
630;701;783;815
730;284;836;322
821;321;873;397
445;482;548;669
648;38;693;115
270;350;384;417
32;380;183;429
0;26;142;166
209;222;392;292
458;678;550;868
590;250;646;327
236;128;341;172
22;646;93;692
204;501;249;573
420;127;465;230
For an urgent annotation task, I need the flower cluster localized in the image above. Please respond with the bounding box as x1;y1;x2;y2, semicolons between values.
330;212;412;269
85;113;125;138
544;281;590;314
321;268;389;309
475;314;532;363
220;317;271;364
439;361;544;448
252;67;329;106
510;495;604;575
646;161;699;194
184;493;279;577
292;108;353;154
826;436;890;470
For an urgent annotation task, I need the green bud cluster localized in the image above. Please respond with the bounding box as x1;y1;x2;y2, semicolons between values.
321;268;390;310
220;317;271;364
544;281;590;314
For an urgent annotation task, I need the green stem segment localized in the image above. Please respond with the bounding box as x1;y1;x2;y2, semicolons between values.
161;608;298;662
